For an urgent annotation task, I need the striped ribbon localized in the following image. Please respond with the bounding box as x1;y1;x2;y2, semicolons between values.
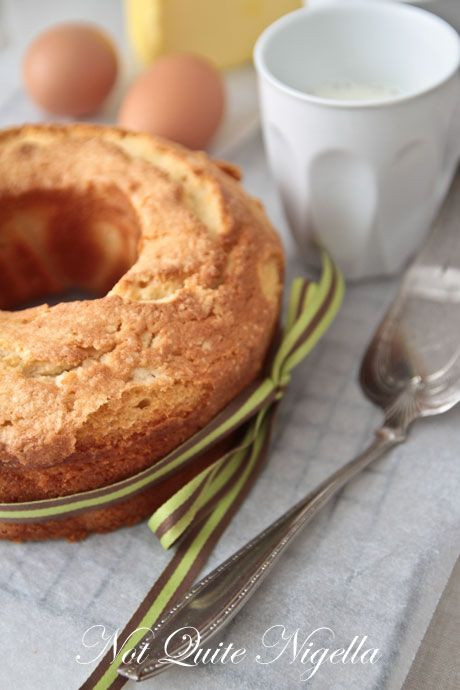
1;253;344;689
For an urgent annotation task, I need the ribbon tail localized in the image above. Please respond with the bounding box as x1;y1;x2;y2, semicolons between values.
79;406;277;690
149;405;272;549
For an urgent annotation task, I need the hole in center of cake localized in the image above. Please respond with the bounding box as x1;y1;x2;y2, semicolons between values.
0;184;141;310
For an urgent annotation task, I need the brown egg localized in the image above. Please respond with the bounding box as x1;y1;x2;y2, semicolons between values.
118;53;225;150
23;23;118;116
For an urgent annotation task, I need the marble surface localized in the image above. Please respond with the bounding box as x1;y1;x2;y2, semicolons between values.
0;2;459;689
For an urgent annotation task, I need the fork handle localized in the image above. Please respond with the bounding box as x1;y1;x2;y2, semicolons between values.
120;426;404;681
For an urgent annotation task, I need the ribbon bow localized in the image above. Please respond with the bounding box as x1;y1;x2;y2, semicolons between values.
148;251;343;549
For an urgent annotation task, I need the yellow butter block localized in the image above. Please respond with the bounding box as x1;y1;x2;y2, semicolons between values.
124;0;303;69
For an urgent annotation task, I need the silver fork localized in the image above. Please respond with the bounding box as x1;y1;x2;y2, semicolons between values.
119;170;460;681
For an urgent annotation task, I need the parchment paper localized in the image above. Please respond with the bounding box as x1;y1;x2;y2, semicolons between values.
0;2;459;689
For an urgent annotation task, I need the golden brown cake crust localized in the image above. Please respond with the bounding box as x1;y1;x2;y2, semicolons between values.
0;124;283;540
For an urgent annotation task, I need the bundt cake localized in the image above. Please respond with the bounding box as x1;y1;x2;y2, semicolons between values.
0;124;283;540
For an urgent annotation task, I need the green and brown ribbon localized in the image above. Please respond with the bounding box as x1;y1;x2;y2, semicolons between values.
0;253;344;689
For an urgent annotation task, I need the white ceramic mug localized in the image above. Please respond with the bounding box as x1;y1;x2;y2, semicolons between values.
254;0;460;279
